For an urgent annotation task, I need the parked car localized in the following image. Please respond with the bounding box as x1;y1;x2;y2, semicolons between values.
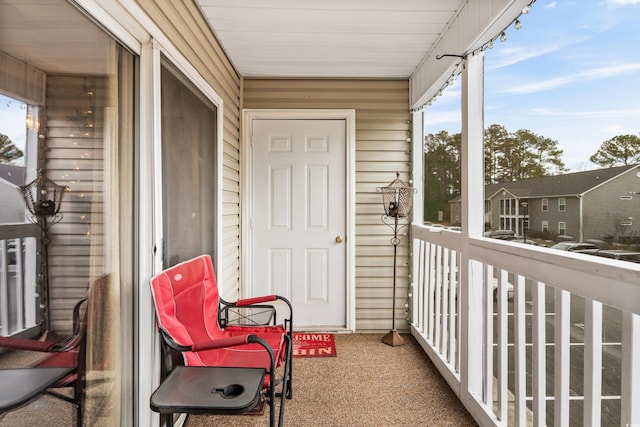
595;250;640;263
550;242;599;255
511;238;541;246
484;230;516;240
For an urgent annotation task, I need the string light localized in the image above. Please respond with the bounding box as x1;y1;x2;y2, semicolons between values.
411;0;536;112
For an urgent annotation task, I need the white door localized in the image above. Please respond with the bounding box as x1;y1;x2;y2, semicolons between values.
251;119;346;328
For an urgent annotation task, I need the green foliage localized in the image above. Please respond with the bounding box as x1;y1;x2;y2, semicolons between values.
589;134;640;167
0;133;24;164
423;124;567;222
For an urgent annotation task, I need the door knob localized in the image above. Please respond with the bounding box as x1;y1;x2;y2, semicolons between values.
335;235;344;244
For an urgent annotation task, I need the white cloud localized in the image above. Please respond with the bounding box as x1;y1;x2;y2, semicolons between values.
503;62;640;94
607;0;640;5
529;107;640;118
544;2;558;8
600;125;627;134
487;43;565;69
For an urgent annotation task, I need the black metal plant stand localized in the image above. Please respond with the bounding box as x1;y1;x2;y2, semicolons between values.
19;172;67;332
377;173;416;347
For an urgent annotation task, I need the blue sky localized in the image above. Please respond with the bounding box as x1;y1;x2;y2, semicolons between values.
424;0;640;172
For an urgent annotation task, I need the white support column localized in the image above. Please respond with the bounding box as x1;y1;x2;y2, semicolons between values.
459;52;485;402
411;110;425;328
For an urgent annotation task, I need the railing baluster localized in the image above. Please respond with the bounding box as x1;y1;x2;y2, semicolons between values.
484;264;493;406
427;243;436;340
449;250;458;369
497;269;508;422
441;248;450;358
434;245;443;350
554;289;570;427
15;238;25;331
514;274;526;426
621;312;640;426
532;281;546;427
0;240;8;336
584;298;602;427
416;240;425;332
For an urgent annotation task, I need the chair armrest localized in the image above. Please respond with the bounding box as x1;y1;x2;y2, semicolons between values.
0;336;56;352
191;335;255;351
235;295;277;307
221;295;293;333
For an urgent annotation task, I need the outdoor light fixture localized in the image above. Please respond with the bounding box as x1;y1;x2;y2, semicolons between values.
520;200;529;244
19;171;68;331
377;172;416;347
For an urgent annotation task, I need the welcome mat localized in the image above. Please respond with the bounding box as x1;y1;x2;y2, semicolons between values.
292;333;337;358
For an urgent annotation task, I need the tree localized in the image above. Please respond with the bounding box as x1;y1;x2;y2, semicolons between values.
484;125;566;184
589;134;640;167
424;131;461;222
0;133;24;164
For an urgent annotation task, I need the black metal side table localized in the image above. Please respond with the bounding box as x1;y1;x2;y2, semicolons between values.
150;366;267;426
0;367;75;413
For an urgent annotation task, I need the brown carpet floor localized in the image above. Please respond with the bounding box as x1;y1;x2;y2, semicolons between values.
188;334;478;427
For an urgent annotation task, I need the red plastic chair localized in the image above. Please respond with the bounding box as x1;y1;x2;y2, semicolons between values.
149;254;292;426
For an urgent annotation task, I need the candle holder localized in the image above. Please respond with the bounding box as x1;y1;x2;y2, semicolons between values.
19;171;68;331
377;172;416;346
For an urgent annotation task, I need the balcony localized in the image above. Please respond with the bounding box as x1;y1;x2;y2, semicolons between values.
411;224;640;426
2;222;639;426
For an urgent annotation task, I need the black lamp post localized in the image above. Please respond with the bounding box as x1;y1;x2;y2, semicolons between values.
19;171;68;331
520;200;528;244
377;172;416;347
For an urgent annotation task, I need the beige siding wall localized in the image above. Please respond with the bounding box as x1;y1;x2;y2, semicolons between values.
134;0;243;298
244;79;411;332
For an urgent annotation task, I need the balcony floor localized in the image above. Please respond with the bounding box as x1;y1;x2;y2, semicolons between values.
190;333;477;426
0;333;477;426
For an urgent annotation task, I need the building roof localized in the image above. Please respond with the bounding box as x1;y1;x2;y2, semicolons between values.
485;164;638;199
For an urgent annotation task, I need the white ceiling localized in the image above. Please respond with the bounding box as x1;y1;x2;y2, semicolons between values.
0;0;472;82
0;0;113;75
195;0;466;78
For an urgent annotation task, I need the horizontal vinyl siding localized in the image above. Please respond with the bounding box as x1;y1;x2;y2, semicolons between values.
136;0;243;299
244;79;411;332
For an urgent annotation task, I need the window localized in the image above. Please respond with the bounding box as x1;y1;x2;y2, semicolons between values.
542;221;549;232
161;61;217;267
558;197;566;212
558;222;567;235
542;198;548;211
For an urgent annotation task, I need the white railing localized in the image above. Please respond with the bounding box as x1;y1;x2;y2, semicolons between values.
0;223;39;337
411;224;640;427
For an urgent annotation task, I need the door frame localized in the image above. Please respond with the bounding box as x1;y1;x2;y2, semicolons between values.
241;109;356;332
